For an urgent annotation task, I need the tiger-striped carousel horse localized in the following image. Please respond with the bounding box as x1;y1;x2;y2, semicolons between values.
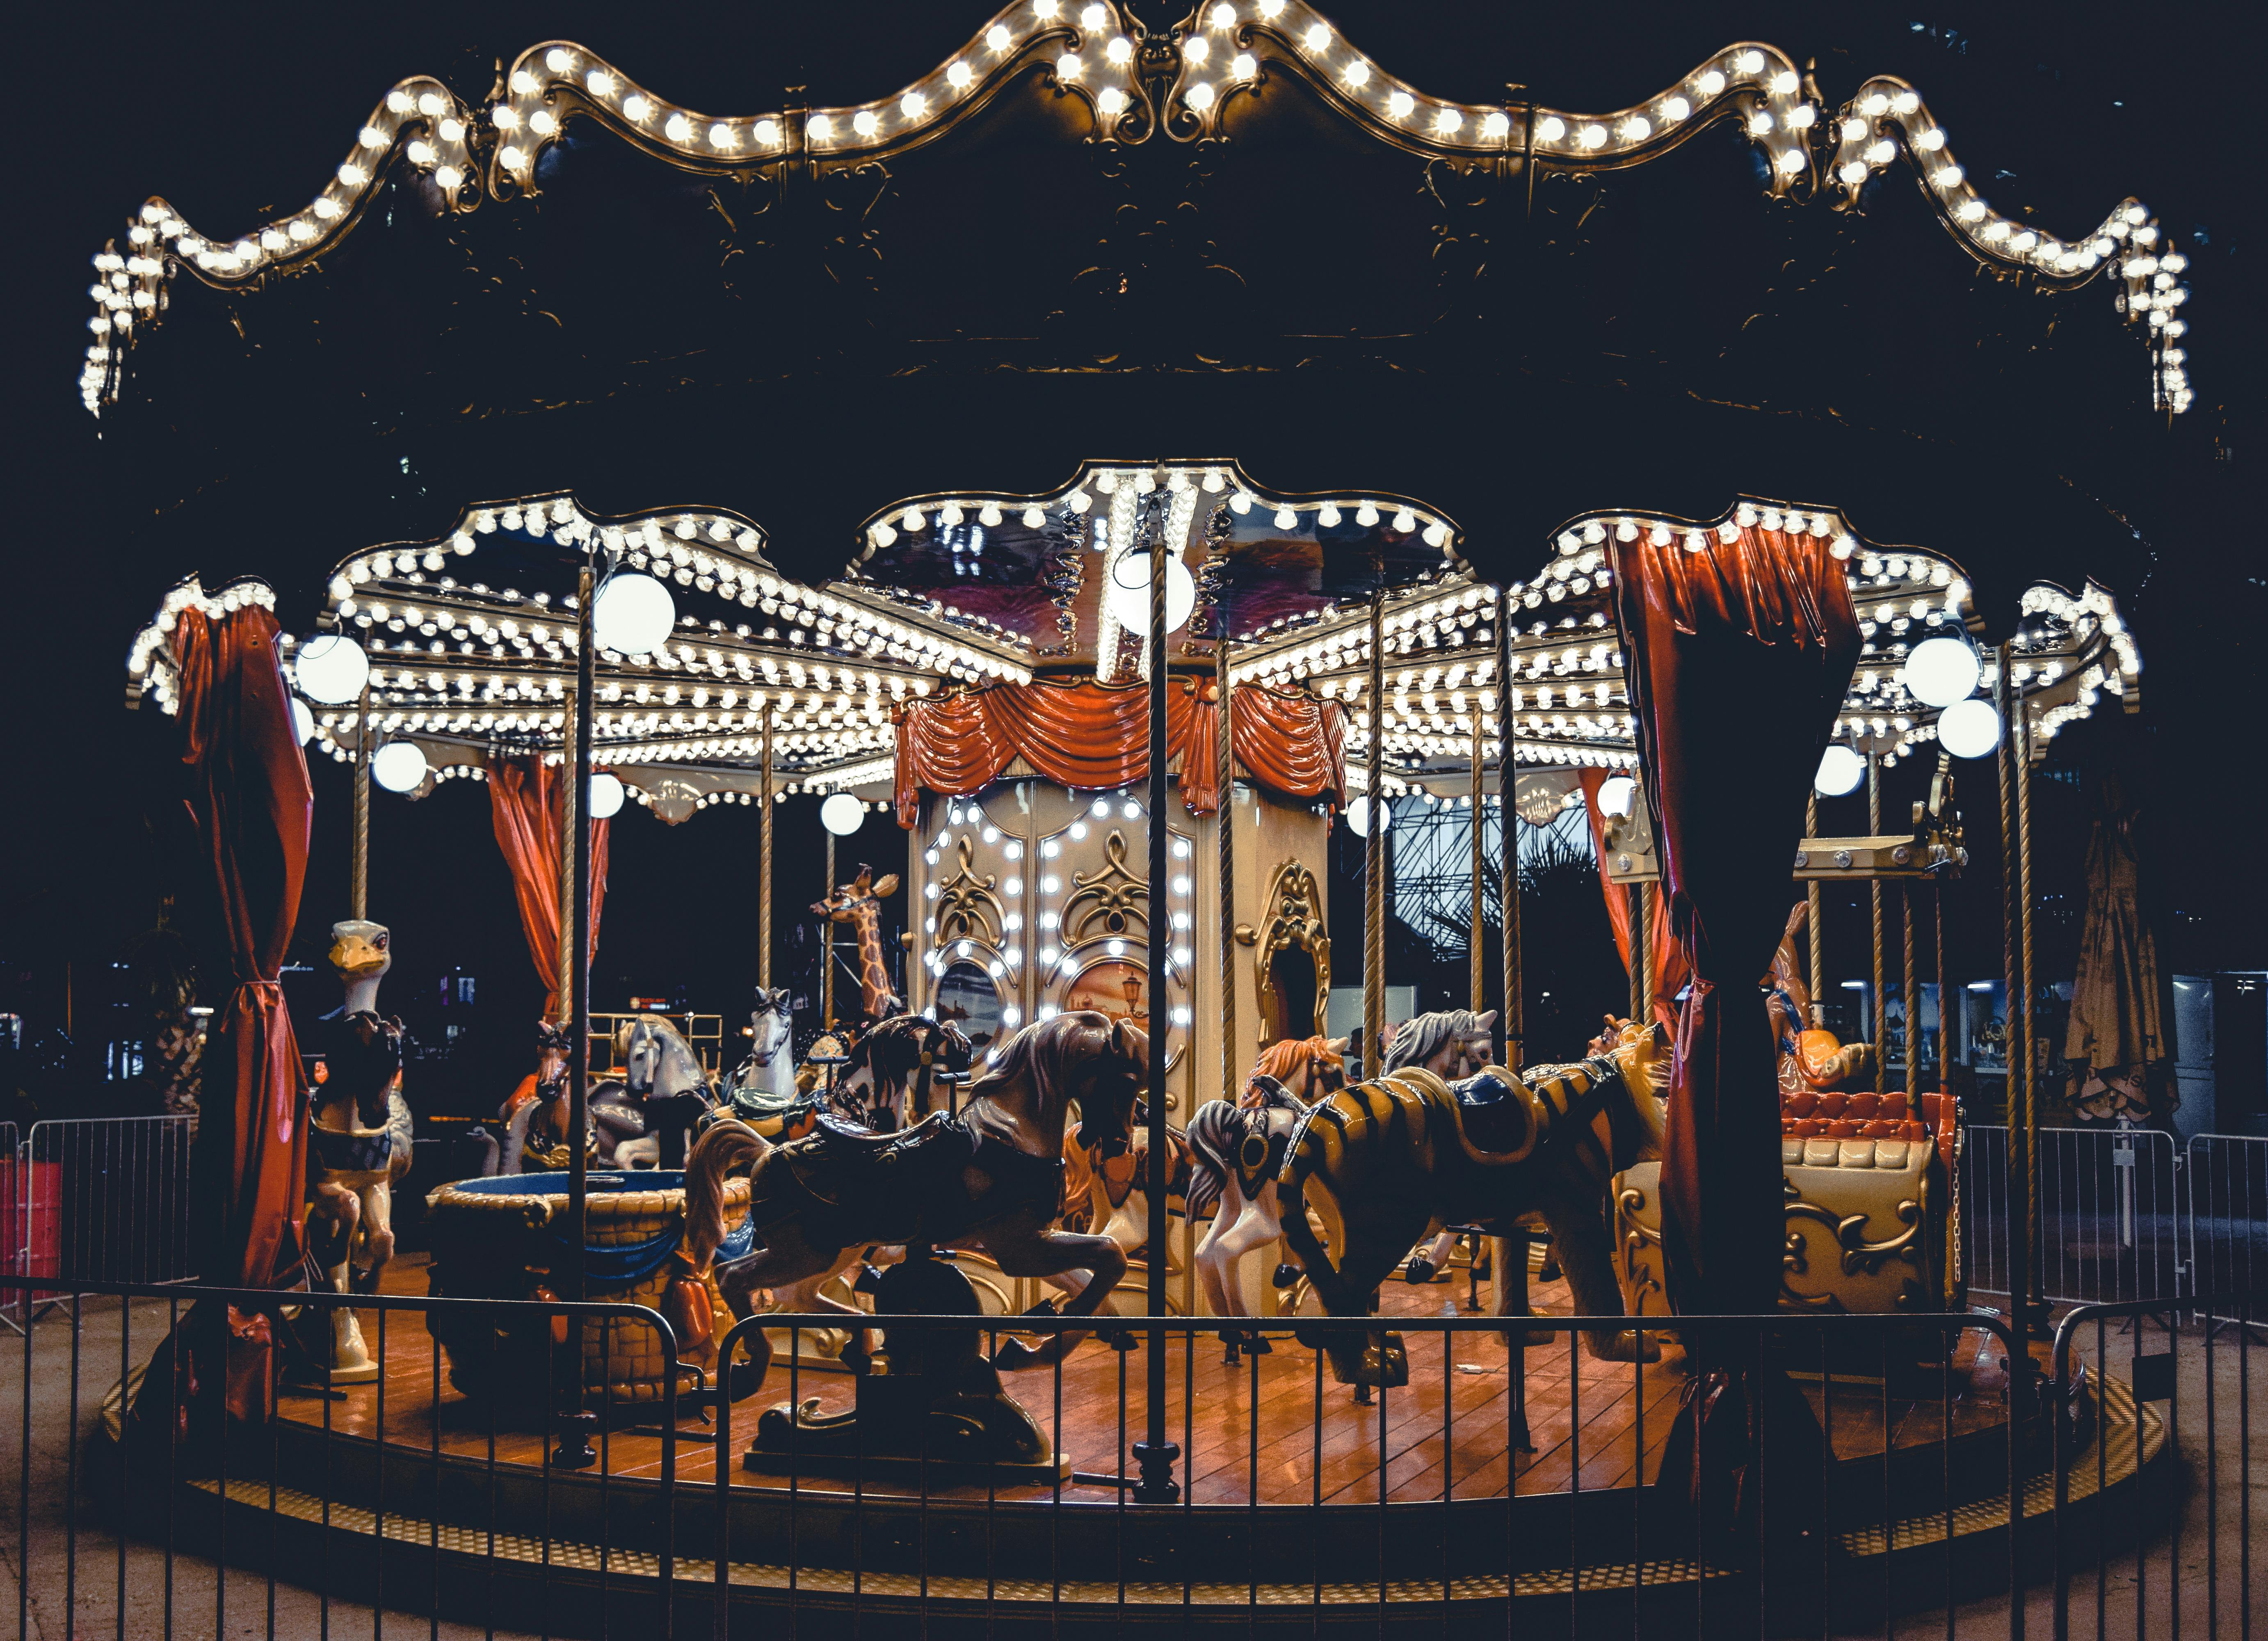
1381;1011;1499;1284
1277;1022;1667;1388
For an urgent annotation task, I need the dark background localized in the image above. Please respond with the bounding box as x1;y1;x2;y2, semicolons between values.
2;1;2257;1120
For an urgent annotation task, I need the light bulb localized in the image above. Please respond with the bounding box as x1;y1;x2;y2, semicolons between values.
1105;553;1197;635
295;633;370;703
587;772;626;820
1814;744;1866;797
1937;698;2001;760
592;572;676;656
1900;635;1982;708
821;792;865;835
372;741;429;793
1597;774;1638;818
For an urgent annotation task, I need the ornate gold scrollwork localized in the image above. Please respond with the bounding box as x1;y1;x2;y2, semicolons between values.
1061;828;1149;945
932;834;1003;950
1615;1182;1666;1311
1253;859;1331;1041
1779;1171;1929;1310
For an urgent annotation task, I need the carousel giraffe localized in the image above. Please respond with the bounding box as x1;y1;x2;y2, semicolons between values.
811;865;905;1024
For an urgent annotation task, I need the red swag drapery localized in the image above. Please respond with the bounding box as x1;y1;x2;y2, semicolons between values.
488;758;612;1018
1576;768;1691;1033
1611;524;1859;1314
893;678;1344;827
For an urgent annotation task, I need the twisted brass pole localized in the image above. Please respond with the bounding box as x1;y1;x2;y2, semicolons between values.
1902;883;1919;1098
1806;791;1824;1015
351;684;371;922
1938;883;1961;1308
759;706;774;993
1498;587;1521;1066
1470;713;1486;1012
822;827;836;1029
1629;884;1647;1026
555;685;578;1021
1870;753;1886;1084
1995;643;2028;1328
1364;591;1385;1077
2016;702;2041;1330
1218;645;1237;1101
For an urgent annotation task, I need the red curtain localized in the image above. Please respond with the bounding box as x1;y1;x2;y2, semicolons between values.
894;678;1344;826
1612;523;1858;1571
1576;769;1690;1033
148;602;315;1431
1611;524;1858;1313
488;758;612;1018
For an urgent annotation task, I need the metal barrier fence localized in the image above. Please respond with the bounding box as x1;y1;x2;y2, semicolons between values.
6;1271;2248;1638
1962;1124;2188;1305
9;1118;195;1324
2053;1296;2258;1641
2184;1132;2268;1323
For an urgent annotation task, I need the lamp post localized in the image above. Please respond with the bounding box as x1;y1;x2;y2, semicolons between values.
1132;481;1179;1505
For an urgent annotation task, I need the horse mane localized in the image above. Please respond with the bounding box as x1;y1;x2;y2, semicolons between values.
968;1010;1100;1104
1383;1009;1483;1074
1252;1035;1341;1086
1244;1073;1309;1114
1181;1099;1242;1219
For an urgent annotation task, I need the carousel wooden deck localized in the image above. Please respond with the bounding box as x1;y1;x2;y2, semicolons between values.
280;1253;2017;1508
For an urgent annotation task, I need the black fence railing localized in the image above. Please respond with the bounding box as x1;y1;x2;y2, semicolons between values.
0;1272;2253;1638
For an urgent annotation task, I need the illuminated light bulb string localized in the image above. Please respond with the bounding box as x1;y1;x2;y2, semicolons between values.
73;10;2191;419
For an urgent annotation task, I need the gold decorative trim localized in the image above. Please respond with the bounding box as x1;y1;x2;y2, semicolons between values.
1062;828;1148;946
932;834;1003;949
1252;859;1330;1041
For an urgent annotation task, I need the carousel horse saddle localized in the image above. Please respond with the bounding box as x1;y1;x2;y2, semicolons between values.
312;1124;393;1175
786;1111;964;1201
1447;1070;1536;1158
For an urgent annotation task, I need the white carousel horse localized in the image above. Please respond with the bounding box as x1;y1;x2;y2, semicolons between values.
682;1011;1145;1399
728;987;797;1104
592;1014;715;1170
1185;1074;1312;1359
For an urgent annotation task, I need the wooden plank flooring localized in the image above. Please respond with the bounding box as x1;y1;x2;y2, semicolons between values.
284;1254;2004;1508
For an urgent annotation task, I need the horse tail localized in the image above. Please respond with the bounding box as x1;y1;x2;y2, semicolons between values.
681;1118;769;1272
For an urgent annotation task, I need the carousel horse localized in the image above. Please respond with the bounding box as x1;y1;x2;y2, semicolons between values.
826;1013;978;1131
1250;1034;1350;1104
812;865;906;1022
1277;1022;1667;1387
1381;1010;1500;1284
589;1014;715;1169
682;1010;1145;1399
1186;1074;1312;1359
480;1021;578;1176
307;1011;411;1382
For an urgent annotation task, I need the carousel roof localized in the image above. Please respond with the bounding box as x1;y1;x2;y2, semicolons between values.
77;10;2191;423
128;471;2142;825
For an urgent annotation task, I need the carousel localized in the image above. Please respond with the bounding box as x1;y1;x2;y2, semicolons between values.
88;4;2187;1629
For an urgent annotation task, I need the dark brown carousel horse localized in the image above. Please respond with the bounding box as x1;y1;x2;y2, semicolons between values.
681;1010;1145;1397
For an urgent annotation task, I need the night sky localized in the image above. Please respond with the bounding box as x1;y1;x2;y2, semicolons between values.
3;1;2259;1118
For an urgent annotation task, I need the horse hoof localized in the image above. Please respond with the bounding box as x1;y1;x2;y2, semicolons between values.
1270;1263;1301;1290
1245;1331;1273;1356
1403;1257;1437;1285
1361;1337;1411;1388
991;1338;1046;1373
1538;1259;1563;1284
1587;1329;1661;1364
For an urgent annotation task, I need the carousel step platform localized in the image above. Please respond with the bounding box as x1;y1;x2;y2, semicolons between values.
134;1371;2159;1635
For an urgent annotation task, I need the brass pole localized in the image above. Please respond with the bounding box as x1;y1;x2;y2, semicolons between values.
1498;589;1521;1065
1806;792;1824;1017
759;706;774;992
1364;591;1386;1079
1869;753;1887;1085
555;686;578;1022
1218;645;1237;1101
553;558;598;1469
822;825;836;1029
1938;883;1961;1309
1935;888;1952;1090
1995;644;2028;1330
2015;703;2041;1331
351;684;372;922
1628;884;1646;1026
1470;713;1486;1012
1134;482;1179;1502
1902;883;1919;1098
